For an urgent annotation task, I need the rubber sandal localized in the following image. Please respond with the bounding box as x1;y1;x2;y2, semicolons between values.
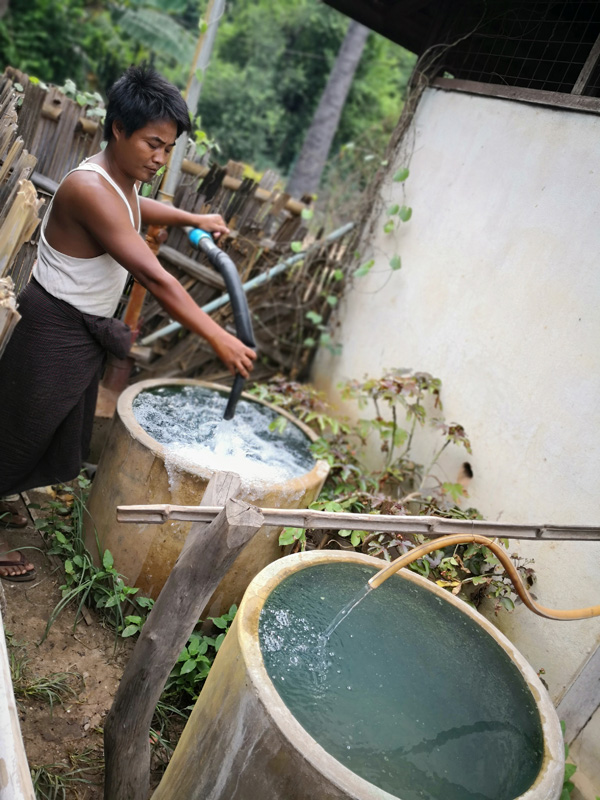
0;551;36;582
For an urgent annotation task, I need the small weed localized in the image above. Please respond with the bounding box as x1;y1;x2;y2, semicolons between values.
560;721;578;800
34;474;154;642
163;606;237;704
31;748;103;799
6;632;83;713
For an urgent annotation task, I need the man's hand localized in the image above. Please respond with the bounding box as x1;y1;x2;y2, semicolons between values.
209;329;256;378
191;213;230;239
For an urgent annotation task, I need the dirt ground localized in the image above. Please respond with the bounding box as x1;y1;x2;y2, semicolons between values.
2;489;131;798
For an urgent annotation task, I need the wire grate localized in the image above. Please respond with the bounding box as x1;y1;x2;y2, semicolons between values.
439;0;600;95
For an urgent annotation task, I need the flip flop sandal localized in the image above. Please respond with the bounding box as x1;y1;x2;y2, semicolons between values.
0;551;36;582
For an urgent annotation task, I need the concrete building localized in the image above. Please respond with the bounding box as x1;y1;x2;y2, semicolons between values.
317;2;600;795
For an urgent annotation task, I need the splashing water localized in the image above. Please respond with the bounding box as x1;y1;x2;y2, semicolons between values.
132;385;315;487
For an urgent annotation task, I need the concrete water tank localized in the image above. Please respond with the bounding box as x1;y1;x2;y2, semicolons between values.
84;379;329;614
152;551;564;800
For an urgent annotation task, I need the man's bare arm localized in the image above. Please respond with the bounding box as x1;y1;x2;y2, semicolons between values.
73;182;255;377
139;196;230;238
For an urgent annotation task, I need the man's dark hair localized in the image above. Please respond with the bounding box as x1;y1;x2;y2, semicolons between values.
104;65;191;141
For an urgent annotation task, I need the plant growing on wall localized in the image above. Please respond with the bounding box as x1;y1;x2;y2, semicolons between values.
249;371;535;613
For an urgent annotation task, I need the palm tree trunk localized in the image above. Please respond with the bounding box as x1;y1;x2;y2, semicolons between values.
286;19;370;199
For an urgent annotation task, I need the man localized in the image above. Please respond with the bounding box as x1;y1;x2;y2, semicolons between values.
0;66;256;580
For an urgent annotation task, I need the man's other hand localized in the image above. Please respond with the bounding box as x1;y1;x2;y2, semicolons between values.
192;213;230;239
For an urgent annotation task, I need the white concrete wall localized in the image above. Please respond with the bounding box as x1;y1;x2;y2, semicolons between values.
312;86;600;731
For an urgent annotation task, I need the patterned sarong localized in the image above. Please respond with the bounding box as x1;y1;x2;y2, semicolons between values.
0;279;131;494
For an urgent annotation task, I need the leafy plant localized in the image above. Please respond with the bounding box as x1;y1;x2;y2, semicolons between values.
31;475;153;641
251;371;535;612
163;606;237;704
560;721;578;800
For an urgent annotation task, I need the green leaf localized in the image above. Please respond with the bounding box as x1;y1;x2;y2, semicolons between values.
387;204;400;216
303;337;316;348
563;763;577;781
306;311;322;324
102;550;114;570
499;596;515;612
326;295;338;306
350;531;362;547
301;207;314;220
389;255;402;271
383;220;395;234
212;616;229;630
393;167;409;182
121;625;139;638
14;82;23;92
141;182;153;197
76;93;87;107
279;528;297;545
354;259;374;278
180;659;197;675
290;241;303;253
64;560;74;574
215;633;226;651
333;269;344;281
399;206;413;222
199;18;208;33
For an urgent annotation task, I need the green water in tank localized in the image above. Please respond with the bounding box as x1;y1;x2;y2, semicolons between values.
259;563;544;800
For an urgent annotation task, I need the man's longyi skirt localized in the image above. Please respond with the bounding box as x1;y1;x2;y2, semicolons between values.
0;279;131;496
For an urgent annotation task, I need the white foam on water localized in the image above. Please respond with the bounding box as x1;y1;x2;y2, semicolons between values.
132;386;316;488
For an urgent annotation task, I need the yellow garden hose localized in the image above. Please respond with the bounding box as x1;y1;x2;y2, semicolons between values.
368;533;600;621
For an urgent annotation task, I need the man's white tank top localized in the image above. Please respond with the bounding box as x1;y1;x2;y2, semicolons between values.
33;162;141;318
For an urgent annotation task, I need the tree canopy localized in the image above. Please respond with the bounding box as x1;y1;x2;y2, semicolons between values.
0;0;415;177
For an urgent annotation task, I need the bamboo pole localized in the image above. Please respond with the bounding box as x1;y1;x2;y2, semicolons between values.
116;504;600;542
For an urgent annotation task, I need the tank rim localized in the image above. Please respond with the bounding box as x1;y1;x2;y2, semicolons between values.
115;378;329;489
237;550;565;800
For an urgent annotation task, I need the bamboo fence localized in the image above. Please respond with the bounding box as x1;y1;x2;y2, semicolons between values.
0;72;43;356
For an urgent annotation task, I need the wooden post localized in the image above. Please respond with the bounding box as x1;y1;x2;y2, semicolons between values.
103;472;264;800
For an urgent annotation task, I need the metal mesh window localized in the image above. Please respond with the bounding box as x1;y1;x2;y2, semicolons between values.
439;1;600;95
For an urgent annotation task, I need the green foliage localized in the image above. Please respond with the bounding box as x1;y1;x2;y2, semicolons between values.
197;0;415;173
560;721;578;799
0;0;90;87
163;606;237;703
251;372;535;612
33;474;237;727
30;749;103;799
6;633;83;715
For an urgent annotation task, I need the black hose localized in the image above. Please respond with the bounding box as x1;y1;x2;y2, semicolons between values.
192;234;256;420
